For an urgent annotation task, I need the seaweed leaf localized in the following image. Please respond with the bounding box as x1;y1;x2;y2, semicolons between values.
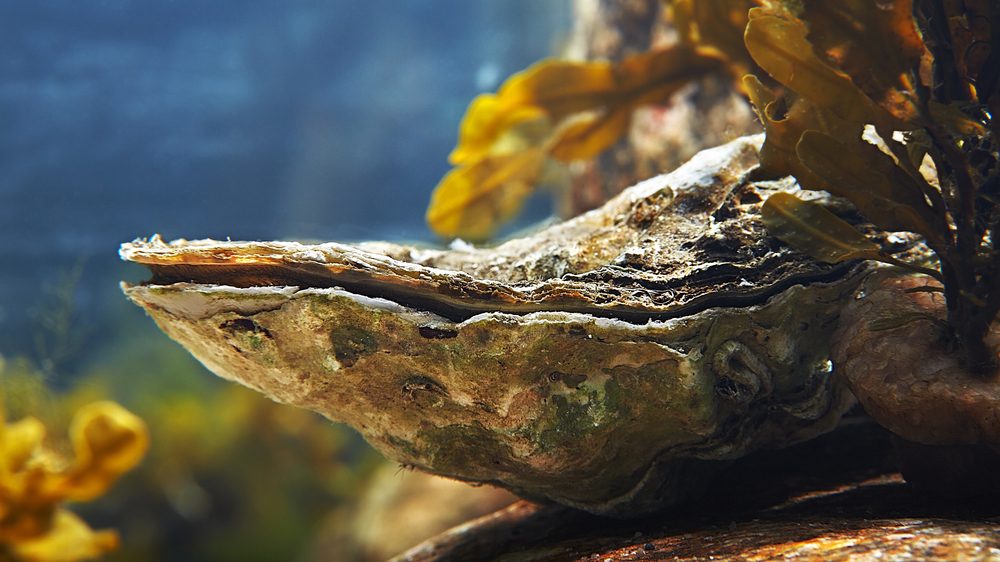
742;75;861;184
449;96;548;165
801;0;925;122
429;45;726;239
447;56;625;166
10;511;120;562
51;401;150;501
794;130;947;245
548;109;631;162
426;148;546;240
763;191;944;280
667;0;763;76
761;192;882;263
745;7;880;126
0;401;148;562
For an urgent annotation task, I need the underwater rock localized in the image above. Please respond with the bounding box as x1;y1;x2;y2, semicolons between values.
395;497;1000;562
121;136;865;516
392;422;1000;561
833;270;1000;450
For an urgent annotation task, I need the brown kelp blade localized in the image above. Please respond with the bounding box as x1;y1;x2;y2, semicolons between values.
761;192;882;264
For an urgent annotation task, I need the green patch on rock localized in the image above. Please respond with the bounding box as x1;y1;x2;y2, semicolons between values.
420;423;521;478
534;378;625;450
329;325;378;367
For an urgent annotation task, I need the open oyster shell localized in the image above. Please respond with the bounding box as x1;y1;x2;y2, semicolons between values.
122;136;862;515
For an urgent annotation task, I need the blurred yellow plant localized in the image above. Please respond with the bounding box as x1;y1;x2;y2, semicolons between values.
427;44;726;240
3;342;382;562
667;0;762;76
0;401;148;562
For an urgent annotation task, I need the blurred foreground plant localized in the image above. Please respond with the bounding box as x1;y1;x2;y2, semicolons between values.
0;397;148;562
4;321;382;562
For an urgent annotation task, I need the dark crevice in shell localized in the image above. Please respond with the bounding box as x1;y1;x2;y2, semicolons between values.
142;260;862;324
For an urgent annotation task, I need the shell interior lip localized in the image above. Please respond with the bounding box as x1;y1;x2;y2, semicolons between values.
122;238;859;324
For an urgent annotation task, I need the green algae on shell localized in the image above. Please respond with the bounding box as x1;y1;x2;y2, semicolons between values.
121;136;864;516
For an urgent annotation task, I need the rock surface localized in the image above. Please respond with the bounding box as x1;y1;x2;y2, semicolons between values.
832;270;1000;449
392;422;1000;561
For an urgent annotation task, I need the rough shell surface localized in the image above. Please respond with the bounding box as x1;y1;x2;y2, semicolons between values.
122;136;861;515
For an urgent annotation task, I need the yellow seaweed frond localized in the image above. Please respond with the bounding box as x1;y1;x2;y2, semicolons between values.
666;0;763;77
427;148;547;241
448;95;548;166
428;44;726;240
0;401;148;562
6;512;119;562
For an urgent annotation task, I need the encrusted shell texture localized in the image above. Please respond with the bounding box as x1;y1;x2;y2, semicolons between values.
122;136;861;515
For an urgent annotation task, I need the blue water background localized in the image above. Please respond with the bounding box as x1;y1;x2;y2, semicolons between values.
0;0;571;369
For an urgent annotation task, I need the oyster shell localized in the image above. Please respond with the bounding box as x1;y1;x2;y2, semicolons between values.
122;136;863;516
